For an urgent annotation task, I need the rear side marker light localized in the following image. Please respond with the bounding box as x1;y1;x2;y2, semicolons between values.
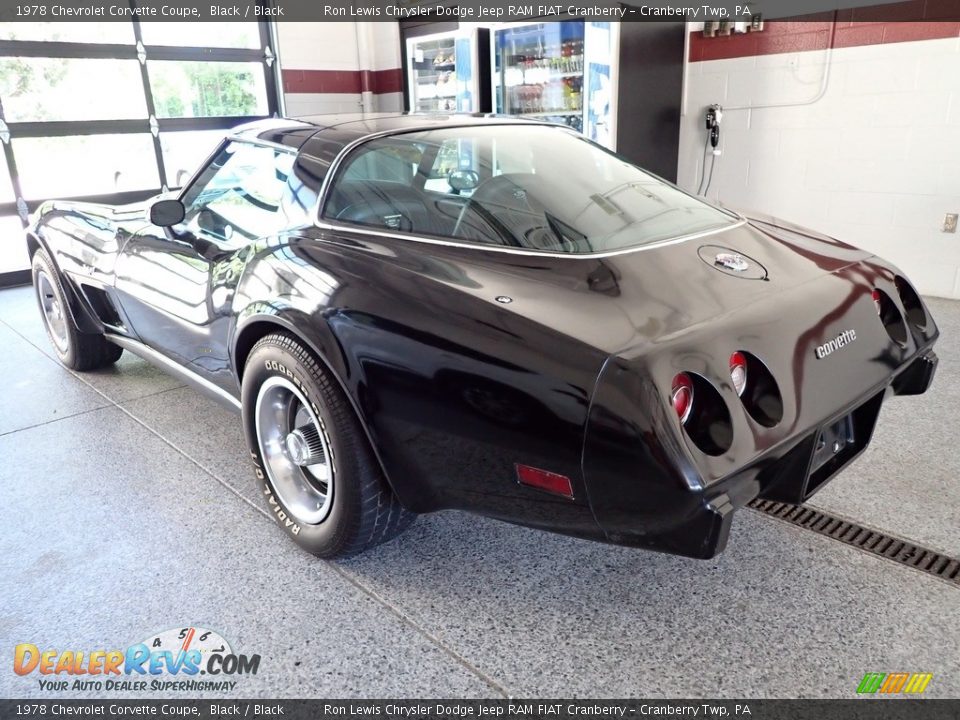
671;372;694;424
515;464;574;499
729;351;747;396
872;289;882;316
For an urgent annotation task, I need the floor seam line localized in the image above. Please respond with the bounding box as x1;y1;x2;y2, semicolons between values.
0;403;114;438
120;402;512;696
37;353;513;696
328;564;513;698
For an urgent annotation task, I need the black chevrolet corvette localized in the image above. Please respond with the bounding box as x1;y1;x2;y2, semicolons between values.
26;114;938;559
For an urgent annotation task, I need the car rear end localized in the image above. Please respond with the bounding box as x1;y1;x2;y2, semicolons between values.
581;253;938;559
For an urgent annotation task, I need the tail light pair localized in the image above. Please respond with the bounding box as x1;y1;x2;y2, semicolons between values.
671;351;746;424
671;351;784;455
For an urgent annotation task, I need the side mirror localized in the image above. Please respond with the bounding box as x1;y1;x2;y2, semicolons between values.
149;199;185;227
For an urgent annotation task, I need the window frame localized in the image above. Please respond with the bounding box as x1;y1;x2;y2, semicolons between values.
0;12;281;287
174;137;299;247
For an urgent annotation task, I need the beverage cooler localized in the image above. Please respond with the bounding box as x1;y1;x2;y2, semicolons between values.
406;30;485;113
492;21;618;149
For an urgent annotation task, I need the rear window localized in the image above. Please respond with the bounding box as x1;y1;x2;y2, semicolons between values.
323;125;738;254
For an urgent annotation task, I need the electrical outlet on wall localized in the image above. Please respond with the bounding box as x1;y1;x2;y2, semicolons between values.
944;213;958;233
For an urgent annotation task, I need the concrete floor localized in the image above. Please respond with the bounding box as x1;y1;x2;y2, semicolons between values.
0;284;958;699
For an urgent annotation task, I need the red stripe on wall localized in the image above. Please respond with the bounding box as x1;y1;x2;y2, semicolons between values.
360;68;404;94
282;68;403;95
689;19;960;62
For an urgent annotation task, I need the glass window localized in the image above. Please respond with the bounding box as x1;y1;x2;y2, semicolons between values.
326;126;739;253
424;138;479;194
14;134;160;199
140;22;260;49
178;141;296;245
0;22;134;44
0;58;147;122
0;215;29;274
149;61;268;118
341;142;423;185
159;130;225;187
0;162;13;202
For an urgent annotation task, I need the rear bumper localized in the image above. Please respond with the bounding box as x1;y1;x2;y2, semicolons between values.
584;349;937;560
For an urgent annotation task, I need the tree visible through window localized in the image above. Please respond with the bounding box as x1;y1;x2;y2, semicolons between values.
151;61;266;118
0;20;277;278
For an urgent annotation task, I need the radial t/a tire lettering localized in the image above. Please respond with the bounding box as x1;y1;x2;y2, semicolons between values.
241;331;415;558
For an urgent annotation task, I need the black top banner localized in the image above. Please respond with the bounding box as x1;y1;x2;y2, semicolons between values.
2;700;960;720
0;0;950;22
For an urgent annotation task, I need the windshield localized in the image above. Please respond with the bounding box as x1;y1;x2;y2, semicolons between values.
324;125;738;254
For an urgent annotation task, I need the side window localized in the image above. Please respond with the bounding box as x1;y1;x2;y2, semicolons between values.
179;141;295;245
324;139;432;233
324;134;505;244
341;144;420;184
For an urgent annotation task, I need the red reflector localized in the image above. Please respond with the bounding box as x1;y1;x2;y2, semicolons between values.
872;289;882;316
515;464;574;499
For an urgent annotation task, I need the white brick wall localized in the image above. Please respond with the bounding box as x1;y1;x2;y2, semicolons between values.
679;36;960;299
276;22;360;71
275;22;403;116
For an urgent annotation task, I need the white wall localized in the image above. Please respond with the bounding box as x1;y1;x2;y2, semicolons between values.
679;35;960;299
275;22;403;117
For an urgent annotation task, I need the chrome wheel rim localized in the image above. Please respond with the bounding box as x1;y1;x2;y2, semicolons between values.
36;270;69;352
255;376;334;525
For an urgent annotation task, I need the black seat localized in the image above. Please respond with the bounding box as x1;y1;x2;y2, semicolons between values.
327;180;436;235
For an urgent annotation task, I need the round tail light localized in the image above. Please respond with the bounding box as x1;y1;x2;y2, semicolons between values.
671;373;694;424
729;351;748;396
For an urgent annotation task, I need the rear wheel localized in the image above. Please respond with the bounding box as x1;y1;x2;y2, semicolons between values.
242;332;415;558
31;249;123;371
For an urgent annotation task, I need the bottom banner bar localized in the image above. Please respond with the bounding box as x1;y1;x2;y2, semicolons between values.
0;700;958;720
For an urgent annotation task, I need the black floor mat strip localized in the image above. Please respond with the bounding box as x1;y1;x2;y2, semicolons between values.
747;499;960;586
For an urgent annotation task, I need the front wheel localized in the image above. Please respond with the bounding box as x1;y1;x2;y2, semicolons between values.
241;332;415;558
31;249;123;371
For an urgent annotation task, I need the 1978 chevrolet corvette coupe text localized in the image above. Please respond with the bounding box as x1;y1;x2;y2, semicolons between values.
27;114;938;559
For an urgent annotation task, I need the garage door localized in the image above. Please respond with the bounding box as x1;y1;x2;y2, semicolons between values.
0;19;280;286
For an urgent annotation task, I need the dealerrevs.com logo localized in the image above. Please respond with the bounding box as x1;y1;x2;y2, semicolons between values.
13;626;260;692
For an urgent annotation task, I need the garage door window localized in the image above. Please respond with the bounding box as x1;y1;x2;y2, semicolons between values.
0;20;280;283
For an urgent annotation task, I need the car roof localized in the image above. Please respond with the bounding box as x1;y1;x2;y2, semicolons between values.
230;112;553;150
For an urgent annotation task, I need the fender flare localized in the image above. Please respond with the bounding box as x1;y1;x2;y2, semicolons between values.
231;307;410;507
26;231;102;335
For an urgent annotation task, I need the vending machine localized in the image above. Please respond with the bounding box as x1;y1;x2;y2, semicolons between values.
405;29;486;114
492;20;618;149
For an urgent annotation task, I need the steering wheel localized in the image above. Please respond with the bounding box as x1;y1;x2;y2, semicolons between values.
447;169;480;196
451;174;517;240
